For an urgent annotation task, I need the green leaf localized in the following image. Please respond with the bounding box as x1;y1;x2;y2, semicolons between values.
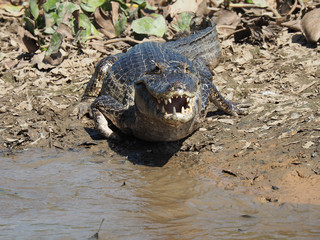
114;13;127;36
56;2;79;25
44;11;58;28
43;0;60;12
172;12;194;32
131;14;167;37
252;0;268;8
145;2;156;11
29;0;39;20
78;13;99;41
45;32;62;57
80;0;106;13
133;0;146;8
0;3;23;13
44;11;58;34
24;16;35;35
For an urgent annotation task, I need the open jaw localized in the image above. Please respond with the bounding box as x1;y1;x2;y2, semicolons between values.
152;93;196;121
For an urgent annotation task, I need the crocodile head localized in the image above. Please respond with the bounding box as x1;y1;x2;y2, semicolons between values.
134;59;201;126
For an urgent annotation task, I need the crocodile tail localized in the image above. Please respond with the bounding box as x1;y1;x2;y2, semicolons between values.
164;21;221;72
82;53;124;100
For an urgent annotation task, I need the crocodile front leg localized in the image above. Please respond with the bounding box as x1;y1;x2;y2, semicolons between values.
72;54;123;118
92;95;131;139
203;79;248;117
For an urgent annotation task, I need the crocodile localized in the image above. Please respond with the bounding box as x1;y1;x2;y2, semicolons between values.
76;22;246;142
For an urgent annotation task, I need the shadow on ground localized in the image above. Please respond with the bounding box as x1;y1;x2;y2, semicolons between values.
84;127;183;167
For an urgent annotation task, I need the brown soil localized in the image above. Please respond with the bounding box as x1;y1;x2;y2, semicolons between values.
1;8;320;205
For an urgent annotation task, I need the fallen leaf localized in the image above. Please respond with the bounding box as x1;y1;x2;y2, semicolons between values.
303;141;314;149
217;119;234;125
31;52;54;70
94;7;116;39
214;10;240;27
0;3;24;16
131;14;167;37
17;26;38;53
168;0;203;17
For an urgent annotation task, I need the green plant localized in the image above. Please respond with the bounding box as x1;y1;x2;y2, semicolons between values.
23;0;194;53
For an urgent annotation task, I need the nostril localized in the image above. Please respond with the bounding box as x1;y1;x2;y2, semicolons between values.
169;82;187;92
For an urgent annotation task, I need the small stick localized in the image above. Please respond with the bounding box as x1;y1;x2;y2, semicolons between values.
297;81;318;94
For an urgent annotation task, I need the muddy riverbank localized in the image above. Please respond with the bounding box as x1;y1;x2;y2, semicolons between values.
1;9;320;205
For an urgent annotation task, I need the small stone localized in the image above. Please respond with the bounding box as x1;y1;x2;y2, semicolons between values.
290;112;300;119
0;106;7;113
303;141;314;149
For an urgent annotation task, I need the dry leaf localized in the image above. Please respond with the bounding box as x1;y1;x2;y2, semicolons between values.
56;23;73;39
168;0;203;17
17;26;38;53
94;7;116;39
303;141;314;149
111;1;120;25
214;10;240;27
31;52;53;70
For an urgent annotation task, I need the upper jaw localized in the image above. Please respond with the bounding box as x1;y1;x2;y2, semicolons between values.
134;81;200;124
153;92;196;122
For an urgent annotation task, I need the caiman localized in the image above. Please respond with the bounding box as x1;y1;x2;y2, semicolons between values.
75;22;246;142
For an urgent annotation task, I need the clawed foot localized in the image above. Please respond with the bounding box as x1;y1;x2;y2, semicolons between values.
93;108;121;140
70;101;93;119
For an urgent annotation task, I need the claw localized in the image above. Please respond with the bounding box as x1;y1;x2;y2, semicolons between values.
71;99;95;119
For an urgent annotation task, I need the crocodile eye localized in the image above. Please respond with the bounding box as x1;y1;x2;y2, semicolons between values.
153;65;162;74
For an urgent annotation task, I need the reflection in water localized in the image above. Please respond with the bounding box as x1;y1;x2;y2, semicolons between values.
0;149;319;239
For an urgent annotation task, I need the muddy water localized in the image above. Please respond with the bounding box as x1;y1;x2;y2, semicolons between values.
0;149;319;239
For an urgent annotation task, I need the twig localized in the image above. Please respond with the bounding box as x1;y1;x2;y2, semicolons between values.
227;2;282;18
266;4;282;18
285;0;298;17
229;3;264;8
297;81;318;94
103;36;143;45
216;25;237;31
222;27;247;40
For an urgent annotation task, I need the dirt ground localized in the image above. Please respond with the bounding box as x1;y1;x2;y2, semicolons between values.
1;6;320;206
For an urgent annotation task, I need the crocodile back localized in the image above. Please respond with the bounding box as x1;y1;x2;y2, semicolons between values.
101;42;196;106
164;22;221;72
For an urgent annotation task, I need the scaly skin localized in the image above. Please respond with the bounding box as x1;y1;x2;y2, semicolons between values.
77;23;247;142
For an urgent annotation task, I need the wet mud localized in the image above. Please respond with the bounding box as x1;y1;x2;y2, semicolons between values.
1;16;320;208
1;149;319;239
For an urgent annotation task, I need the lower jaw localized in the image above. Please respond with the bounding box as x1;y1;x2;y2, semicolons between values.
156;114;196;127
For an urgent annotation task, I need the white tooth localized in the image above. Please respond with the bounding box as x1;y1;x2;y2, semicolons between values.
187;97;190;103
162;106;165;113
168;98;172;104
173;106;176;115
181;106;185;114
176;96;178;99
164;99;168;105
